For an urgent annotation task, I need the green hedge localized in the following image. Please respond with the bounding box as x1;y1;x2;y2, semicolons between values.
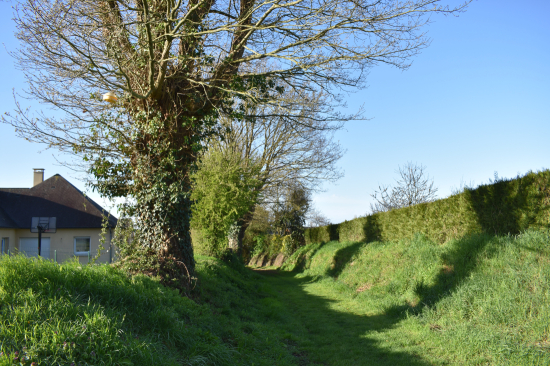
305;169;550;245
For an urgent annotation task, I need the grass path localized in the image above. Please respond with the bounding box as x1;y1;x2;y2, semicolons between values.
255;269;435;366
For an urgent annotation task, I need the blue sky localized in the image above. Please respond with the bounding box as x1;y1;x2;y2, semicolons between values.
1;0;549;223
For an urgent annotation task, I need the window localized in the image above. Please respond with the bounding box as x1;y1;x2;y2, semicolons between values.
74;237;91;256
1;238;8;254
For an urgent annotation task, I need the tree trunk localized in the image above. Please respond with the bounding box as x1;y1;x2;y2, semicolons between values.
236;221;249;258
230;206;256;258
134;167;196;275
227;222;240;253
131;109;199;276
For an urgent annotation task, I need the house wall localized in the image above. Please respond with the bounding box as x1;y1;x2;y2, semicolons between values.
0;229;16;254
11;228;113;264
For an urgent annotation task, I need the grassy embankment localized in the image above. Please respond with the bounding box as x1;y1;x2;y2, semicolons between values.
272;229;550;365
0;254;307;366
2;228;549;365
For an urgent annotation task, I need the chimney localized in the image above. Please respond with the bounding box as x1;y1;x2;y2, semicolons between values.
33;168;44;187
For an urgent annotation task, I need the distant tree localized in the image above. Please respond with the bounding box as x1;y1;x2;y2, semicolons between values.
238;204;273;259
208;84;345;255
370;162;438;213
306;208;332;228
272;184;310;252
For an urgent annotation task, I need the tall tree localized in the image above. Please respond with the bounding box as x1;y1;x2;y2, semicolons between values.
272;183;310;252
3;0;469;275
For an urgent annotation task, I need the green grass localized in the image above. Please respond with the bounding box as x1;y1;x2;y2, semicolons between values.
2;229;549;365
275;229;550;365
0;254;306;366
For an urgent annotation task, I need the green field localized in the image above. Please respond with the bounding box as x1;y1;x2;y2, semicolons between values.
2;229;550;365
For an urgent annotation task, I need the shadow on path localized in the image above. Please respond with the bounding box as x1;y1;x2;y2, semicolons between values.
254;269;433;366
254;232;508;365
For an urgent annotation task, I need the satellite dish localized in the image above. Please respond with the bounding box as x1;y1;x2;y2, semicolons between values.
31;217;57;233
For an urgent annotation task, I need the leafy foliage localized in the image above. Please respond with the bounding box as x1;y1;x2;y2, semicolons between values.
202;83;346;257
273;186;310;254
242;186;311;262
86;107;220;282
250;234;293;260
190;147;263;258
239;205;272;260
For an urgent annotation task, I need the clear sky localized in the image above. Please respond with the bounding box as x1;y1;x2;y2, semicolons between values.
1;0;549;223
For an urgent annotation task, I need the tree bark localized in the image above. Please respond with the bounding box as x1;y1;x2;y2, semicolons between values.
234;206;256;258
227;222;240;253
130;107;202;275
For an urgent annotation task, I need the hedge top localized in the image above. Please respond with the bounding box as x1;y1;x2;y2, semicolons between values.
305;170;550;245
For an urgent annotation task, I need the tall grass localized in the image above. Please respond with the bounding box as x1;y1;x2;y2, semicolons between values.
0;255;227;365
3;229;548;365
0;255;301;366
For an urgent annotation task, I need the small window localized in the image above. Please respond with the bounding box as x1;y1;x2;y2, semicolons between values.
74;237;91;256
1;238;8;254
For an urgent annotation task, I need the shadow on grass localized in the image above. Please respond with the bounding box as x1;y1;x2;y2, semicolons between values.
308;224;340;243
257;233;507;365
325;216;382;279
255;270;433;366
385;233;498;317
466;171;550;236
291;241;328;273
325;242;364;279
363;214;382;243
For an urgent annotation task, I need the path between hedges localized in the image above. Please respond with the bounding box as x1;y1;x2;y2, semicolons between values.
252;269;433;366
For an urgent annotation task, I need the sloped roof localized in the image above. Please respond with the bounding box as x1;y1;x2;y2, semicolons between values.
0;205;17;228
0;174;117;229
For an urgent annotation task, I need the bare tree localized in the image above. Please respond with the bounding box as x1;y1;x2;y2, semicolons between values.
3;0;469;275
207;84;344;253
370;162;438;213
306;208;331;228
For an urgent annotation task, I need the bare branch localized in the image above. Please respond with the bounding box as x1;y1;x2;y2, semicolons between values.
370;162;438;213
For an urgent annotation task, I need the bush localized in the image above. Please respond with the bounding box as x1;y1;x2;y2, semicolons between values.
190;147;262;257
